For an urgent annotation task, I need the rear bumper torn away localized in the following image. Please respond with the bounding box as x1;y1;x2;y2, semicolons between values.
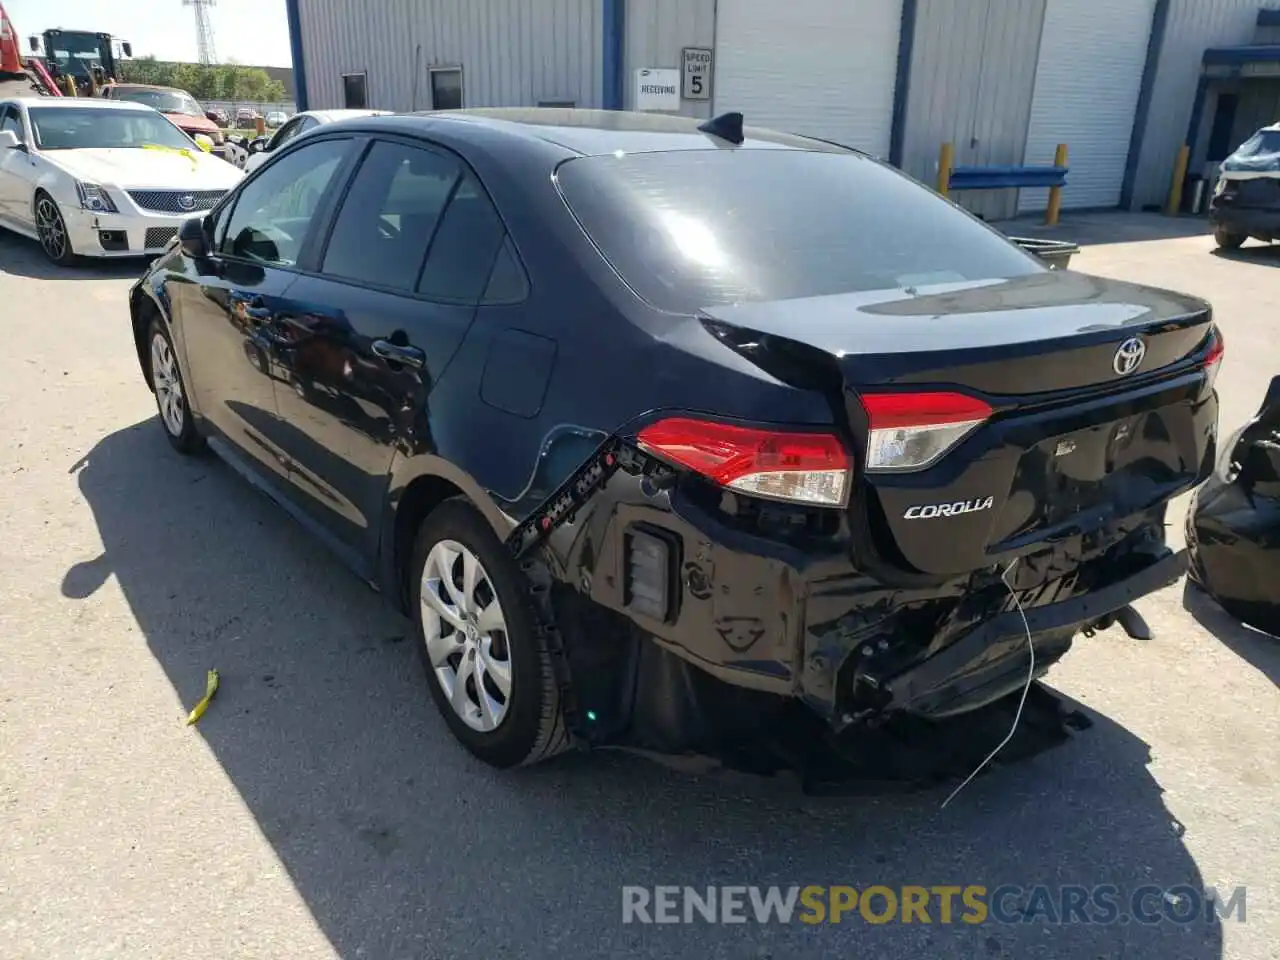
860;549;1185;720
506;436;1184;773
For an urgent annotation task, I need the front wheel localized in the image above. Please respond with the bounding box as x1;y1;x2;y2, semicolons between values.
149;320;205;455
410;499;569;767
1214;226;1246;250
34;192;76;266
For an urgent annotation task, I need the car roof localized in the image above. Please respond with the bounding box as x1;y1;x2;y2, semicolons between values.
343;108;855;158
109;84;185;93
307;109;388;122
10;96;152;111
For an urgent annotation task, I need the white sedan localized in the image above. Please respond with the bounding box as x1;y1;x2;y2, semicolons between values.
0;97;243;265
225;109;389;173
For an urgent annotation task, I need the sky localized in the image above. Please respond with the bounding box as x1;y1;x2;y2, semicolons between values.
5;0;294;67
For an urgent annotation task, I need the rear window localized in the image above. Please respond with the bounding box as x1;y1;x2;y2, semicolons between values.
555;149;1043;314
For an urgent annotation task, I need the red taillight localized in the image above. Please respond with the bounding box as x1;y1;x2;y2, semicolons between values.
1202;327;1225;390
859;391;993;472
636;417;850;506
1204;328;1225;366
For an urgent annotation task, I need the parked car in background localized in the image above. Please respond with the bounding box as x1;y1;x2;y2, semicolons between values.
265;110;289;128
235;107;261;129
226;109;388;172
102;83;224;152
206;107;230;128
1210;123;1280;251
129;110;1223;775
0;97;242;265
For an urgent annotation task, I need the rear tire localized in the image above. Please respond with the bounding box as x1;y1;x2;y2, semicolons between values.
410;498;569;767
1214;226;1246;250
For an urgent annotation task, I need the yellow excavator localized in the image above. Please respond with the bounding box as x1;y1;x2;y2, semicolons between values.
27;27;133;96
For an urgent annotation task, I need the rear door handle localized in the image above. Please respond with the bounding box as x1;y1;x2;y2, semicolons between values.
372;339;425;369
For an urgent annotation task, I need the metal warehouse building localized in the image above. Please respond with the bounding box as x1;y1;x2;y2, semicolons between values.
284;0;1280;218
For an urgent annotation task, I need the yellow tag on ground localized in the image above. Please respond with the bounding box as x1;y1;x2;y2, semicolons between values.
185;669;220;726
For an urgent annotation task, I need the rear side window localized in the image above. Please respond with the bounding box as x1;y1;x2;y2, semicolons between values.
416;174;509;303
321;140;459;291
556;149;1043;314
0;106;23;140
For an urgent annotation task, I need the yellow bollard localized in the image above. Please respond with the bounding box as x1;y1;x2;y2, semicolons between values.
62;74;77;97
1166;144;1190;216
1045;143;1068;226
936;142;954;198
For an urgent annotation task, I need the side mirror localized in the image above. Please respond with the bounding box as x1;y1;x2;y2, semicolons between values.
121;41;133;58
0;130;23;151
248;137;268;154
179;216;211;259
28;36;41;53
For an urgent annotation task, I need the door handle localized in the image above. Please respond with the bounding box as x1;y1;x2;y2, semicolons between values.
372;339;425;369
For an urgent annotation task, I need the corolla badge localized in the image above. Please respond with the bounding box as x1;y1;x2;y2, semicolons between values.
903;496;994;520
178;194;197;211
1113;336;1146;376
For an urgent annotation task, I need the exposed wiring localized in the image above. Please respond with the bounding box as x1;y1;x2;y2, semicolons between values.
940;558;1036;809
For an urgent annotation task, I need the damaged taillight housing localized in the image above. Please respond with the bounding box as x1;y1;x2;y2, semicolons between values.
636;418;850;506
859;391;993;472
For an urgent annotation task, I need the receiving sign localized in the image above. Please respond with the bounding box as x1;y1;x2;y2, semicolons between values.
635;68;680;111
681;47;712;101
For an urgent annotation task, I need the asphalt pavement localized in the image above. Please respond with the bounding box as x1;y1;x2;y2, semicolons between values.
1;216;1276;960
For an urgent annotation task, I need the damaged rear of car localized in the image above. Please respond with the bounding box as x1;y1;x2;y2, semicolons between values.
1187;376;1280;637
136;110;1222;786
492;134;1222;778
1210;124;1280;249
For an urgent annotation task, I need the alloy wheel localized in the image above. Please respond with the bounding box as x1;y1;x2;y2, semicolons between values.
35;196;68;262
150;333;186;437
419;539;513;732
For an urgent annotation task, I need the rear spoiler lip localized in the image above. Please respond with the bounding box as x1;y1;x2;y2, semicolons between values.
697;283;1211;359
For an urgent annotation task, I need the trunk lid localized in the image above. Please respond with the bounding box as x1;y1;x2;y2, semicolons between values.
700;271;1219;577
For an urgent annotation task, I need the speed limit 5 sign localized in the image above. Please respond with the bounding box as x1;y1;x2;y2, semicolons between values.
681;47;712;101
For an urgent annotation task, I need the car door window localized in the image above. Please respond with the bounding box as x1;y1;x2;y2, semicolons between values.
320;140;459;291
220;138;351;265
416;174;511;303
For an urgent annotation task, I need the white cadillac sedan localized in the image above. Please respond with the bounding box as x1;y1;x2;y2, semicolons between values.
0;97;243;266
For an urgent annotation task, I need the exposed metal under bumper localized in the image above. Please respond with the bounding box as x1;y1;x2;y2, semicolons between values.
869;549;1188;719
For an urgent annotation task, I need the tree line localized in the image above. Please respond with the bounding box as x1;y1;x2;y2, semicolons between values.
119;57;289;102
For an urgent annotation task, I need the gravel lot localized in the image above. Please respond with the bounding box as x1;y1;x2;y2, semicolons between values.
1;216;1276;960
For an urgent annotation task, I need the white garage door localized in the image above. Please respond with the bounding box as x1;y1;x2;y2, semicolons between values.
1019;0;1156;212
713;0;903;158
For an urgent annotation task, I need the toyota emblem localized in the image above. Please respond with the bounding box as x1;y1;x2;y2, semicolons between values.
1113;337;1146;376
178;194;196;211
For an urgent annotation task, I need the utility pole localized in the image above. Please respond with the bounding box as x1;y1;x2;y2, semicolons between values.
184;0;217;65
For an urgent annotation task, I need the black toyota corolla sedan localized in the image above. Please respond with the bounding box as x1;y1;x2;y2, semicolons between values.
129;108;1223;777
